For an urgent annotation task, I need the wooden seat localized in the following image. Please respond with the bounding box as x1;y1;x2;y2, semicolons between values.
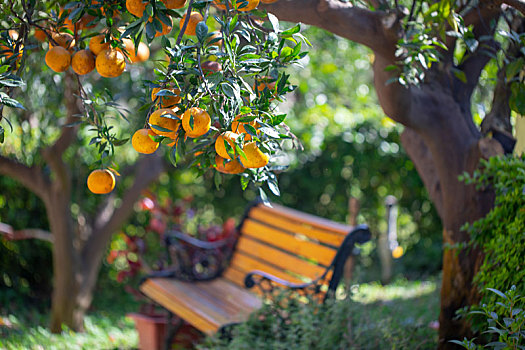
140;278;261;335
140;201;371;339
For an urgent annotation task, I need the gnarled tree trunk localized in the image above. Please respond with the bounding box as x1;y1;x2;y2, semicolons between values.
261;0;514;347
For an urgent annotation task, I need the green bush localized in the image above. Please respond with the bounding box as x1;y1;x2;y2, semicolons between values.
201;279;440;350
451;287;525;349
461;155;525;309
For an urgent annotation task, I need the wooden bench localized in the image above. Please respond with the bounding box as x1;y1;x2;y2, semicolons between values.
139;201;371;344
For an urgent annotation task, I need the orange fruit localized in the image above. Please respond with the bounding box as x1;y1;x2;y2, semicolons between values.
207;32;223;47
215;131;238;160
122;39;150;63
215;155;245;174
182;107;211;138
151;87;181;107
201;61;222;74
149;108;181;139
87;169;116;194
240;142;269;168
132;128;160;154
45;46;71;72
34;28;48;41
231;115;258;141
149;17;172;37
89;35;110;56
0;43;23;60
50;32;75;50
254;76;276;93
72;50;95;75
96;48;126;78
213;0;259;11
161;0;187;8
126;0;146;17
179;12;204;36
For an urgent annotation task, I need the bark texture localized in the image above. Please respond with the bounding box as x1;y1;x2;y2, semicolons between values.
261;0;511;347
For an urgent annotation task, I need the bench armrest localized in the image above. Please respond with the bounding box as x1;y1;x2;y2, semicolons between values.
162;229;237;281
244;270;329;299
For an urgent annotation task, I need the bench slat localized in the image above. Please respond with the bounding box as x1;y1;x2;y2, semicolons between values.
240;218;337;266
251;204;351;236
222;266;249;288
230;251;305;284
236;236;327;280
140;278;261;335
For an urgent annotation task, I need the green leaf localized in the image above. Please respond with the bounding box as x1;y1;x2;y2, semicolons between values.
196;22;209;43
267;13;279;33
0;125;4;143
282;24;300;37
0;92;24;109
267;177;280;196
510;82;525;114
451;68;467;84
240;175;249;191
506;57;524;81
259;187;270;206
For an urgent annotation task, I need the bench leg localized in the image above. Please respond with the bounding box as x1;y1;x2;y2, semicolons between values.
164;312;183;350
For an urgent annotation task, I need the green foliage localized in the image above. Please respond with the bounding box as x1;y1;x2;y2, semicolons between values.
0;176;52;300
201;278;440;349
450;287;525;349
460;155;525;310
0;278;139;350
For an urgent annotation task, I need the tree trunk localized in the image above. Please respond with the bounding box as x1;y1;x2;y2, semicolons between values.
45;192;83;333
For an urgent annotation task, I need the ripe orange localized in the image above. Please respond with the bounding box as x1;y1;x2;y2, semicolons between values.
207;32;223;47
151;87;181;108
201;61;222;74
182;107;211;138
215;131;238;160
179;12;204;36
240;142;269;168
161;0;187;9
215;155;245;174
126;0;146;17
45;46;71;72
132;129;160;154
231;115;258;141
392;246;404;259
122;39;150;63
149;108;181;139
213;0;259;11
89;35;110;56
72;50;95;75
149;17;172;37
96;48;126;78
87;169;116;194
254;76;276;93
34;28;48;42
50;32;75;51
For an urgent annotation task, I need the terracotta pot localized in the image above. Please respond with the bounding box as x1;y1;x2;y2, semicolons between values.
127;312;203;349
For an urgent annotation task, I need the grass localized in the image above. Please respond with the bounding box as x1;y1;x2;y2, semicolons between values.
0;277;441;350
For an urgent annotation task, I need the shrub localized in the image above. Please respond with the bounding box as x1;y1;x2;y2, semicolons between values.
460;155;525;309
200;282;439;350
451;287;525;349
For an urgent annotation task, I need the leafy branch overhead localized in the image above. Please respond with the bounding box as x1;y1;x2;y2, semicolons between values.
1;0;308;197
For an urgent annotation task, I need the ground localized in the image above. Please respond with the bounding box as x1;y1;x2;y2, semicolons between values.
0;277;440;349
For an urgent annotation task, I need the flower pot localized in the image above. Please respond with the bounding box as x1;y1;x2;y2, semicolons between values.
127;312;168;350
127;312;203;349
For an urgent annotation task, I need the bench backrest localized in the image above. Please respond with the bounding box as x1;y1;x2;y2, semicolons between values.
222;202;363;291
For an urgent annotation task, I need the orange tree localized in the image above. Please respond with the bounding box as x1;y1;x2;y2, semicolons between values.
2;0;525;347
0;0;305;333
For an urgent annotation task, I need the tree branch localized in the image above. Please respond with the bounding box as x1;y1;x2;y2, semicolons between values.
41;71;82;194
0;222;53;243
0;155;49;200
498;0;525;16
261;0;402;59
81;153;165;271
400;128;444;219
